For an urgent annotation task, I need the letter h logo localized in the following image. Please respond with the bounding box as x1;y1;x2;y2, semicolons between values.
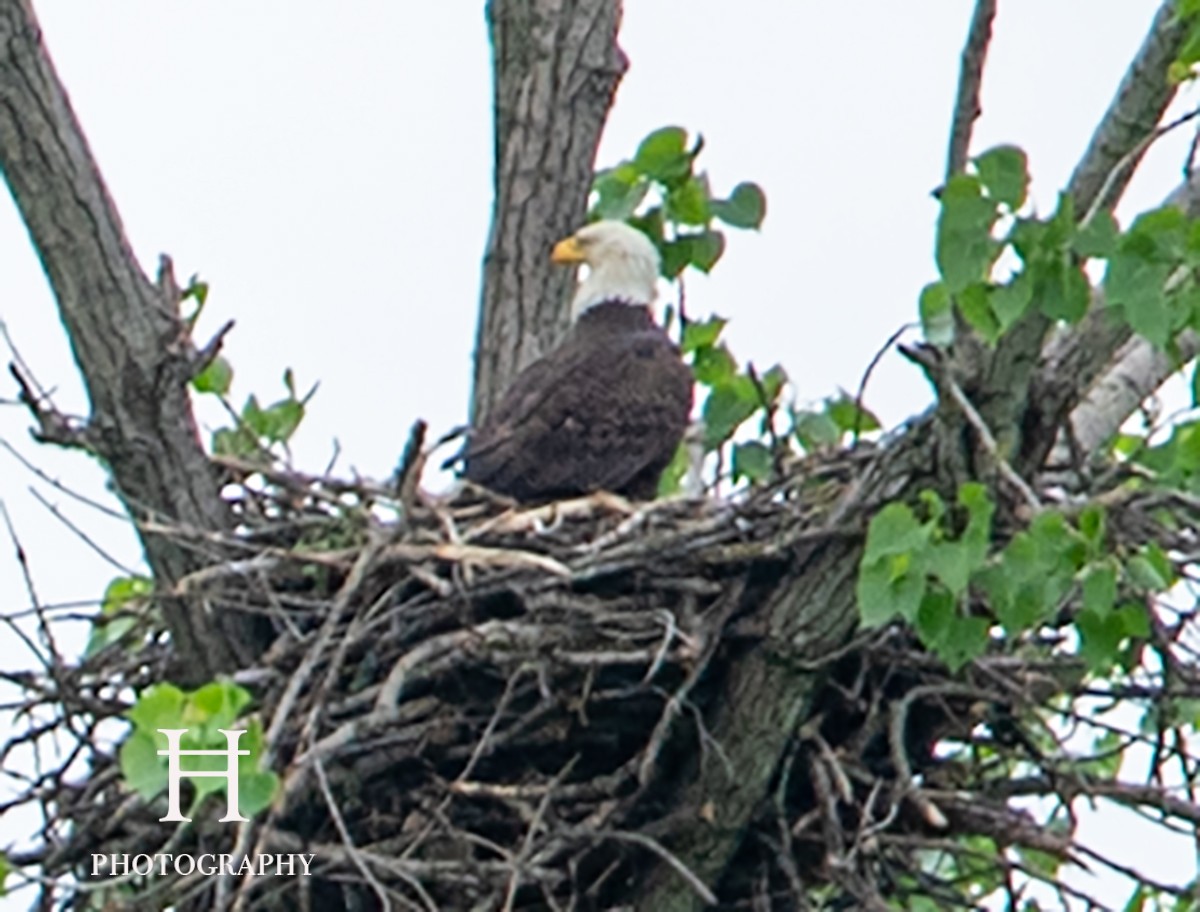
157;729;250;823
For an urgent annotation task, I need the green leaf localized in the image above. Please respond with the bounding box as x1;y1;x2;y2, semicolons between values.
1105;206;1191;347
1078;503;1106;549
592;167;650;221
974;145;1029;210
857;552;927;627
119;729;169;801
1034;257;1090;323
629;207;665;249
793;409;840;450
863;503;929;562
656;442;689;497
919;282;954;346
681;315;727;353
660;238;692;278
958;482;995;565
710;181;767;229
826;395;880;434
243;395;305;445
192;356;233;396
689;229;726;273
691;343;738;386
1073;212;1119;259
212;426;260;460
958;282;1001;343
1118;602;1151;638
1077;607;1127;673
238;770;280;818
1105;253;1172;346
242;395;268;437
268;400;305;443
665;176;710;225
938;616;989;671
1127;542;1174;591
190;681;252;731
1172;12;1200;83
936;174;1000;293
915;588;955;651
634;126;690;181
927;541;971;596
127;683;186;734
85;575;154;658
757;364;787;405
1081;561;1118;617
924;484;994;599
979;511;1083;636
0;851;10;897
182;277;209;307
989;271;1034;333
702;377;759;448
103;575;153;614
732;441;772;483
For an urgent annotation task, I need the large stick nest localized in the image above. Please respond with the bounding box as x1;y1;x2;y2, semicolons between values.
10;431;1200;911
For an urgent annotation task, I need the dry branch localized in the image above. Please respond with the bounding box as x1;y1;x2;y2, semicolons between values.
9;440;1200;910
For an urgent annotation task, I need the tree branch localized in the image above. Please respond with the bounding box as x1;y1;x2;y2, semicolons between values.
472;0;627;420
0;0;263;679
944;0;998;179
959;1;1190;471
1056;329;1198;463
1032;169;1200;469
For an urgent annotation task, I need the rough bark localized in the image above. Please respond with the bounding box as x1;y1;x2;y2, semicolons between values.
1;0;1191;906
637;434;937;911
472;0;627;421
638;4;1194;906
0;0;259;680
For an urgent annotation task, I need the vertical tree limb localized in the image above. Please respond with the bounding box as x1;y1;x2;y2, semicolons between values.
472;0;627;420
0;0;259;679
944;0;998;180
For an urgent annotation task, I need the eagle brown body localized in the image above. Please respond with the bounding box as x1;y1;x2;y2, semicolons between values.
463;301;693;502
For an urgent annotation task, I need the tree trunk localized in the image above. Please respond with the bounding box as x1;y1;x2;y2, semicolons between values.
0;0;262;681
472;0;627;420
5;0;1195;906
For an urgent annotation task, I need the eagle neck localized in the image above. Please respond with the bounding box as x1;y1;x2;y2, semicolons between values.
573;300;656;333
571;263;657;321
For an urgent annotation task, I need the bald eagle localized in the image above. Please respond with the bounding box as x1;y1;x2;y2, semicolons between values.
463;221;693;502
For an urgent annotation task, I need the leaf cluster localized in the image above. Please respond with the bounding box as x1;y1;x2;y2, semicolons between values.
194;358;316;463
118;681;279;821
590;126;765;279
923;144;1200;355
591;129;883;495
857;485;1165;675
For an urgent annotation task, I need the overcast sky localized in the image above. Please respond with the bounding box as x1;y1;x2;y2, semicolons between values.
1;2;1196;907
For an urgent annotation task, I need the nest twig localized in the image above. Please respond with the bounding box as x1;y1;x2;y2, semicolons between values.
6;438;1200;911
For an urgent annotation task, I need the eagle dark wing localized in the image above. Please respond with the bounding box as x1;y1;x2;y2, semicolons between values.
463;314;692;502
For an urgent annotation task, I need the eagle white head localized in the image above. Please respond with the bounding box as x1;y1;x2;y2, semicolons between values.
551;220;661;320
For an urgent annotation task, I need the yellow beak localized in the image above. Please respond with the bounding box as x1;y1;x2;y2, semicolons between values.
550;235;587;264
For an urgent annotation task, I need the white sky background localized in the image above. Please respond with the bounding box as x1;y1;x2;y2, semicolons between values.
0;2;1197;908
